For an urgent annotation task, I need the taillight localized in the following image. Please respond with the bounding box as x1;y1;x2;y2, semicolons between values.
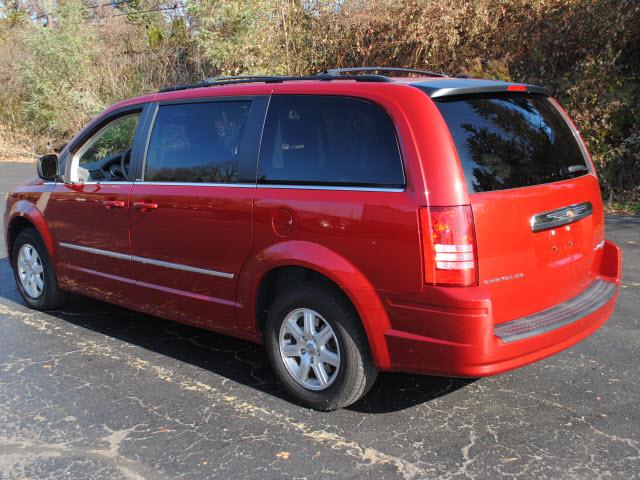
419;205;478;286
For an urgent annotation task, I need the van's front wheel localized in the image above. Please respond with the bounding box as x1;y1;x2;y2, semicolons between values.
11;228;68;310
265;282;377;411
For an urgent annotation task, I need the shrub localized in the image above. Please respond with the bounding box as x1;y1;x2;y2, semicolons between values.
0;0;637;204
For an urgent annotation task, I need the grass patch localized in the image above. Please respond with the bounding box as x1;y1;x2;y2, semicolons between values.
604;202;640;216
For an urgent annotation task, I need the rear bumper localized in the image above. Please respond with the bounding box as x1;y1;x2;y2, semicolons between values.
382;240;621;377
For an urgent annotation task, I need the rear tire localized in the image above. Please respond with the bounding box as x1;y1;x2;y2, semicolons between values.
265;281;377;411
11;228;67;310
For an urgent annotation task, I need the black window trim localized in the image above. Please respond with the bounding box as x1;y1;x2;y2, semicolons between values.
136;95;268;186
256;94;407;192
547;97;594;174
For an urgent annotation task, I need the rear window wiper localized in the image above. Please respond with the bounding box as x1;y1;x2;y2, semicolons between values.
560;164;589;178
567;164;589;173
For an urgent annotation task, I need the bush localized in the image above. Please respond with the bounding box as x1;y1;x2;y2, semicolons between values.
0;0;638;204
19;0;104;137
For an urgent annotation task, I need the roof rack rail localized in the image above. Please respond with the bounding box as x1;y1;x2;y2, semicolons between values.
321;67;447;78
158;74;391;93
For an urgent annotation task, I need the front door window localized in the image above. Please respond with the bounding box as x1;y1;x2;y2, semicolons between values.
71;113;140;182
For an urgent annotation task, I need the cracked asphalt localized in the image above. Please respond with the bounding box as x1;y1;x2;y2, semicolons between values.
1;162;639;479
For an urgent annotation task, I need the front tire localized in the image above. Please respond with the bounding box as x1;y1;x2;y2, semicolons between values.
265;281;377;411
11;228;67;310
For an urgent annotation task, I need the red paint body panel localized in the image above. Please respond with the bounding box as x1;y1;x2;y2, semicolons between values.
4;177;57;261
48;182;135;300
4;78;622;379
237;188;424;369
236;238;394;368
128;183;253;330
383;240;621;376
470;174;605;324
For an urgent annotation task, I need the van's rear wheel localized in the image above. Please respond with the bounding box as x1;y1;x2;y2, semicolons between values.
265;282;377;411
11;228;67;310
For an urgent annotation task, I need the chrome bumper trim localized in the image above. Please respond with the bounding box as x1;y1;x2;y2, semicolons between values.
494;279;617;343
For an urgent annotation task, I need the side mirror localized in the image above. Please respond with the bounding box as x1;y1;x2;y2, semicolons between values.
37;154;59;181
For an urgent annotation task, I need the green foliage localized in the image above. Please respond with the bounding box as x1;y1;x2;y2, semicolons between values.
80;114;139;165
0;1;28;32
0;0;638;205
19;0;104;137
190;0;282;75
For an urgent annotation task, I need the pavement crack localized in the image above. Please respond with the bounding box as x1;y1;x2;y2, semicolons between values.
3;302;429;479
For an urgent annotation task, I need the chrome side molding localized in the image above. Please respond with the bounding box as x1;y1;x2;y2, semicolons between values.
530;201;593;232
59;242;234;279
131;254;234;279
59;242;131;260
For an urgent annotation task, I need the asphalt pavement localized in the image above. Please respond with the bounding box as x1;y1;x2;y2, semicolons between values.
1;161;639;479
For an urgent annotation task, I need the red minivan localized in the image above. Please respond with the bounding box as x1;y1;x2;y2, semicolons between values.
4;68;621;410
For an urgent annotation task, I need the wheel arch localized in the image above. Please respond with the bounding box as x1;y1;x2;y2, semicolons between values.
7;201;56;264
237;241;392;369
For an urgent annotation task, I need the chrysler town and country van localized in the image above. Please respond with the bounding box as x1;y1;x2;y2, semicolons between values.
4;68;621;410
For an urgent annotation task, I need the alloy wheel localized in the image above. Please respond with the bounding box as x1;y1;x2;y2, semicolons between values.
17;243;45;299
278;308;341;391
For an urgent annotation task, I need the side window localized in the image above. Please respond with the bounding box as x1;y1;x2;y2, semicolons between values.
144;101;251;183
74;113;140;182
258;95;405;188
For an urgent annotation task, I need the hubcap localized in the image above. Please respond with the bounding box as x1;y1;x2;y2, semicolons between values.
17;244;45;299
279;308;340;391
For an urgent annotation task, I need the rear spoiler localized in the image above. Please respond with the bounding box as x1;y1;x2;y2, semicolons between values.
411;79;550;99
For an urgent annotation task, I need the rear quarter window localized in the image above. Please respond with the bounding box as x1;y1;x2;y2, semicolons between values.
258;95;405;188
433;94;589;193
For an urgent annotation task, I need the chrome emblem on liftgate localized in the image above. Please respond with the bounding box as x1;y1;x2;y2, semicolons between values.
530;202;593;232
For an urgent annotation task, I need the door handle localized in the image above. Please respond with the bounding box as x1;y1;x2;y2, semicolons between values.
133;201;158;211
103;200;126;209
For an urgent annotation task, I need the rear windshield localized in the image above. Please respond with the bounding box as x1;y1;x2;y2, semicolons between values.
433;94;589;193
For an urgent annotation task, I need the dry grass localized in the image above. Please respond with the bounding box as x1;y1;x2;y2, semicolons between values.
0;0;637;203
0;126;42;163
0;157;36;163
